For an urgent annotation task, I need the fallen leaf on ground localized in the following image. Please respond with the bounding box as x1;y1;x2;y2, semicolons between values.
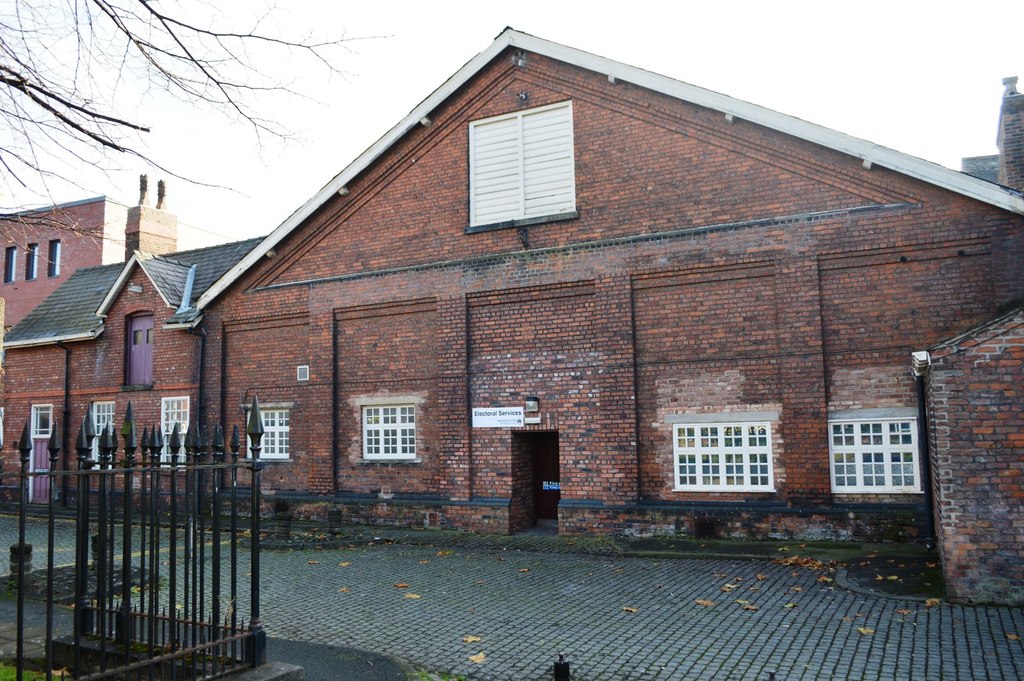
404;593;422;599
419;560;430;565
713;571;727;578
469;652;486;664
742;604;759;611
338;561;351;567
622;606;638;613
875;575;885;582
783;602;798;609
926;562;938;568
462;635;482;643
817;575;834;583
895;608;912;615
393;582;410;589
307;560;320;565
858;627;875;635
474;580;486;586
518;568;530;573
887;575;901;581
1006;633;1020;641
436;550;453;556
843;616;854;623
338;587;351;593
734;599;750;605
720;584;737;592
925;598;941;608
788;587;803;593
778;547;790;552
747;586;761;592
756;574;767;581
695;599;716;607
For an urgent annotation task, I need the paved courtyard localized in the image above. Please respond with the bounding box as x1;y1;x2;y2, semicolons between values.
2;516;1023;680
257;542;1023;680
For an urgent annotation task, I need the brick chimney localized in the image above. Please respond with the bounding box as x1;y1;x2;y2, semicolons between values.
124;175;178;261
997;76;1024;192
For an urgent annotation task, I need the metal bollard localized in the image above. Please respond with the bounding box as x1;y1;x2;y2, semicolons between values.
553;652;570;681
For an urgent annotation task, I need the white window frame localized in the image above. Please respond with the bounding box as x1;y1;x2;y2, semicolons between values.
161;396;190;461
362;405;416;461
31;404;53;439
673;422;775;492
829;418;921;493
246;407;291;460
25;243;38;280
468;100;575;227
92;401;116;460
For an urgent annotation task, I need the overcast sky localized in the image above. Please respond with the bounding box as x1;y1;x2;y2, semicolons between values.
9;0;1024;249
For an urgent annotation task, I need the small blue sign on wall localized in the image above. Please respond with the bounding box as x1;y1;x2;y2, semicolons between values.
542;481;560;491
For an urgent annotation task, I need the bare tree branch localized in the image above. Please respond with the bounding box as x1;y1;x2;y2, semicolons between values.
0;0;355;216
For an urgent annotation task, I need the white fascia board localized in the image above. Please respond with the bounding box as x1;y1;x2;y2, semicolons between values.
4;327;103;349
505;32;1024;215
96;253;174;316
135;256;175;309
196;33;517;309
96;254;141;317
163;314;203;331
197;29;1024;309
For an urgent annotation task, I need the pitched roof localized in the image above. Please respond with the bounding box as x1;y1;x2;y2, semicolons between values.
4;237;260;347
197;28;1024;308
3;264;121;346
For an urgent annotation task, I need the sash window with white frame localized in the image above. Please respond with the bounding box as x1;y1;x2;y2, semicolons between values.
160;396;189;461
246;407;290;459
92;401;116;460
363;405;416;460
674;422;774;492
829;418;920;493
469;101;575;227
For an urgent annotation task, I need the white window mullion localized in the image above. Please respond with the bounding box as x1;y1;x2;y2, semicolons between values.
674;421;774;492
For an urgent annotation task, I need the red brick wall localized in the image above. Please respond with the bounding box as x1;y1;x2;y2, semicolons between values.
1;266;202;481
928;311;1024;605
1;198;123;329
201;48;1024;541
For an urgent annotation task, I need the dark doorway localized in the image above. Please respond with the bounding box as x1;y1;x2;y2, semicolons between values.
511;431;560;532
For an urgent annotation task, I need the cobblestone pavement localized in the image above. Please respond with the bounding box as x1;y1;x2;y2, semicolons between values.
3;515;1023;680
255;543;1024;681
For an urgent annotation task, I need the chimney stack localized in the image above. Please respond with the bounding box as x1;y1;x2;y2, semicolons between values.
997;76;1024;192
125;174;178;261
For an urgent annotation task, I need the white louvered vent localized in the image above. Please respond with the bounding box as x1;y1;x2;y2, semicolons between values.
469;101;574;226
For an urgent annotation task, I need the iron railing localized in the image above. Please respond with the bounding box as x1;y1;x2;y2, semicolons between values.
7;397;268;680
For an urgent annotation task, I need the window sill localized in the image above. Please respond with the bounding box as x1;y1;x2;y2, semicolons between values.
122;384;153;392
673;487;777;494
360;457;422;465
465;211;578;235
832;489;923;495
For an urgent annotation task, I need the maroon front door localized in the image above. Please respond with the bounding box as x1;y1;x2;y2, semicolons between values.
531;432;560;523
127;314;154;385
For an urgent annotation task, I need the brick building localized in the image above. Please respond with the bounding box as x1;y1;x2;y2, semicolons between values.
3;30;1023;603
1;196;127;330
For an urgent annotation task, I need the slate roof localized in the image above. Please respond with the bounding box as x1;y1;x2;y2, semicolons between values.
3;264;121;345
4;237;261;347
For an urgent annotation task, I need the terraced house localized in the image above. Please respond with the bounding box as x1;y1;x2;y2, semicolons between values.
3;31;1022;604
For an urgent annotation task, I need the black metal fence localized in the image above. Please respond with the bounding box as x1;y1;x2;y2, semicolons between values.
7;397;269;680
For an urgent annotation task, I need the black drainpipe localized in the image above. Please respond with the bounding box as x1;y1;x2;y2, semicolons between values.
913;354;936;550
57;341;72;507
188;324;207;435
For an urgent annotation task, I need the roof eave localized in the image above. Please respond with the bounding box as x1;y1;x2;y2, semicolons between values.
3;327;103;349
